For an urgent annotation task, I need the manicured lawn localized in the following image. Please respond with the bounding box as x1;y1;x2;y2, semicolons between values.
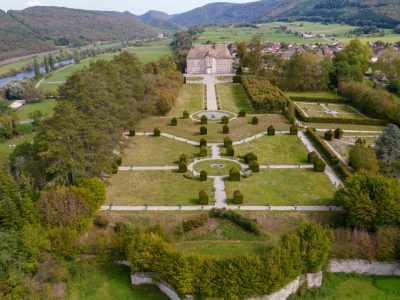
284;91;344;100
17;99;57;120
66;261;167;300
168;84;205;116
217;83;253;113
0;133;35;165
288;273;400;300
122;136;203;166
193;159;241;176
295;102;366;119
328;136;378;160
225;169;335;206
234;135;309;165
38;83;59;94
106;171;213;206
135;114;291;143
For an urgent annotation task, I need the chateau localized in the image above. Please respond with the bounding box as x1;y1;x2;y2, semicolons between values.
186;44;233;74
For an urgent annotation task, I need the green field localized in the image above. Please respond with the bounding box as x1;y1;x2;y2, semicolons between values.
0;133;35;165
225;169;335;206
217;83;253;113
126;39;172;64
66;261;167;300
234;135;309;165
106;171;213;206
17;99;57;120
288;273;400;300
168;84;205;116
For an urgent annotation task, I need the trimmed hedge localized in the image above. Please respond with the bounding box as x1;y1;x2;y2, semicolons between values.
200;126;207;135
324;130;334;141
229;167;241;181
267;125;275;136
226;145;234;157
221;116;229;124
238;110;246;117
180;154;188;163
232;75;242;83
252;116;259;125
129;129;135;137
183;110;190;119
200;138;207;147
199;146;208;157
178;214;209;233
244;152;258;164
335;128;344;139
178;162;187;173
249;160;260;172
223;125;230;134
314;159;326;172
199;190;209;205
290;125;298;135
199;170;208;181
232;190;244;204
201;115;208;125
224;137;232;147
154;127;161;137
289;96;349;103
171;117;178;126
308;151;318;163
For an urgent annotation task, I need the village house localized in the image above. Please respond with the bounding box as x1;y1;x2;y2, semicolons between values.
186;44;234;74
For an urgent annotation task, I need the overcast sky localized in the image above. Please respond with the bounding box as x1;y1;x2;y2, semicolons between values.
2;0;251;14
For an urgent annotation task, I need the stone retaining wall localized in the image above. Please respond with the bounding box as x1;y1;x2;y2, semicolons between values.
329;259;400;276
131;273;182;300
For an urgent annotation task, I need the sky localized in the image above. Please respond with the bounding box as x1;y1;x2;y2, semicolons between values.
1;0;252;14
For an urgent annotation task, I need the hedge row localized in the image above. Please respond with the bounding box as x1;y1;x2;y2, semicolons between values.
177;213;209;234
295;105;387;126
305;128;352;179
289;96;349;104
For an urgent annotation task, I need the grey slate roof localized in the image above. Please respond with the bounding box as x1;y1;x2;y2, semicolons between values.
187;44;233;59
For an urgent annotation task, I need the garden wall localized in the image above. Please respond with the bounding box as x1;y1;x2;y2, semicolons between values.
329;259;400;276
131;273;183;300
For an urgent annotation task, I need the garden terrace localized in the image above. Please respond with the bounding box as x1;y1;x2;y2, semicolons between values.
326;135;378;161
295;102;367;119
216;83;253;113
168;84;205;116
225;169;336;206
284;91;347;103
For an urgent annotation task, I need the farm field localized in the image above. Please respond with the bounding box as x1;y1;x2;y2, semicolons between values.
0;133;35;165
106;171;214;206
225;169;336;206
288;273;400;300
16;99;57;120
168;84;205;116
217;83;253;113
234;135;309;165
295;102;367;119
126;39;172;64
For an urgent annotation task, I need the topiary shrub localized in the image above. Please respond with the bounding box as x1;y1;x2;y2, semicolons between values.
154;127;161;137
115;157;122;166
129;129;135;137
335;128;344;139
267;125;275;136
199;170;208;181
180;154;188;164
355;138;366;145
232;190;244;204
249;160;260;172
199;146;208;157
324;130;334;141
223;125;230;134
252;116;259;125
290;125;298;135
221;116;229;124
224;137;232;147
199;190;209;205
229;167;241;181
178;161;187;173
238;110;246;117
244;152;258;164
226;145;234;156
171;117;178;126
308;151;318;163
200;138;207;147
314;158;326;172
201;115;208;125
183;110;189;119
200;126;207;135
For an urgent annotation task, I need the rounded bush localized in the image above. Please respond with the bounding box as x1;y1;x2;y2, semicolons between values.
199;138;207;147
232;190;244;204
154;127;161;137
226;145;235;156
199;170;208;181
324;130;334;141
290;125;298;135
308;151;318;163
267;125;275;136
335;128;344;139
199;146;208;157
244;152;258;164
223;125;230;134
199;190;209;205
178;161;187;173
238;110;246;117
314;158;326;172
249;160;260;172
252;116;259;125
224;137;232;148
129;129;135;137
229;167;241;181
180;154;188;164
183;110;190;119
171;117;178;126
201;115;208;125
200;126;208;135
221;116;229;124
115;157;122;166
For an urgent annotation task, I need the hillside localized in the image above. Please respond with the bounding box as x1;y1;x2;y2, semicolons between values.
0;9;54;61
170;0;400;28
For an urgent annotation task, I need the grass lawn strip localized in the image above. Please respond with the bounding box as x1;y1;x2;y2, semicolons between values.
193;159;242;176
168;84;205;116
217;83;253;113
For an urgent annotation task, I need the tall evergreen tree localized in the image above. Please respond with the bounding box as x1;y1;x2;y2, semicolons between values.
48;54;55;71
33;58;40;78
43;56;50;73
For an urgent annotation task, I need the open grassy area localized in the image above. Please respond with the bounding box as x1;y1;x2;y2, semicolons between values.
106;171;213;206
234;135;309;165
122;136;203;166
135;114;291;143
225;169;335;206
16;99;57;120
66;261;167;300
288;273;400;300
295;102;366;119
217;83;253;113
193;159;241;176
0;133;35;165
168;84;205;116
284;91;344;100
328;136;378;160
126;39;172;64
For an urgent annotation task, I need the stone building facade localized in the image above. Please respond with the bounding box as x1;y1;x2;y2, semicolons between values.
186;44;233;74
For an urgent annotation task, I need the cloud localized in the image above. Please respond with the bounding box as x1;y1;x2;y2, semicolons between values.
27;0;43;7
